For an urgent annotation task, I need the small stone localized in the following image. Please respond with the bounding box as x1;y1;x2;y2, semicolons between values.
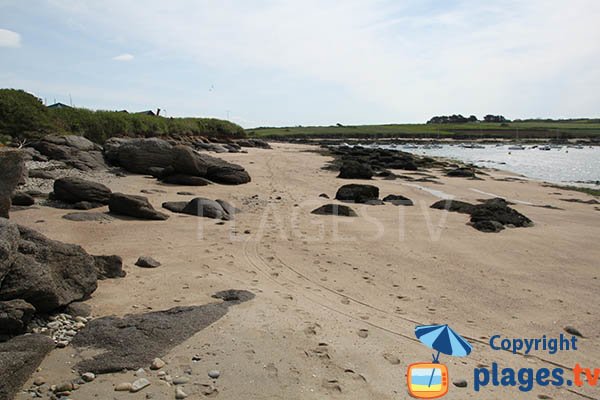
54;382;73;393
135;256;161;268
453;379;468;388
74;316;88;323
33;376;46;386
81;372;95;382
564;326;584;337
56;340;69;348
150;357;166;370
208;370;221;379
74;322;86;330
130;378;151;392
114;382;132;391
135;367;147;377
357;329;369;338
157;371;166;378
175;388;188;399
172;376;190;385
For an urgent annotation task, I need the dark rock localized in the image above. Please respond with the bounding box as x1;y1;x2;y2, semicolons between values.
446;167;475;178
430;199;475;214
64;301;92;318
162;174;211;186
71;290;254;373
73;201;104;210
337;161;373;179
365;199;385;205
0;150;26;219
108;193;169;220
135;256;161;269
382;194;413;206
0;224;98;312
93;255;126;279
236;139;271;149
30;135;106;171
472;219;505;233
162;201;188;214
319;193;330;199
0;334;55;400
181;198;232;220
53;177;112;204
311;204;357;217
0;218;20;284
28;169;57;179
63;212;113;222
10;192;35;206
177;191;195;196
453;379;468;388
335;184;379;203
171;145;209;176
470;198;532;230
147;167;171;179
0;299;36;335
215;199;238;217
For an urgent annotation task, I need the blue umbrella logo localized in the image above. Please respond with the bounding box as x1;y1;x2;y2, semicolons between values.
415;324;472;387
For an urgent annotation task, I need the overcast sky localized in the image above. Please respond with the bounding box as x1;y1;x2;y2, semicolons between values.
1;0;599;127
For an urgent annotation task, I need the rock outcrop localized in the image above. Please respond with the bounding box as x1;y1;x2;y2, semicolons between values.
337;160;373;180
29;135;106;171
162;197;236;220
0;150;26;218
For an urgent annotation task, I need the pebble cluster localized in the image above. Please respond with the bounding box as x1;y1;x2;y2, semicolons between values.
28;313;90;348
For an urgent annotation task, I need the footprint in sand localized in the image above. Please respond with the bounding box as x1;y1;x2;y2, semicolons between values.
357;329;369;338
383;353;401;365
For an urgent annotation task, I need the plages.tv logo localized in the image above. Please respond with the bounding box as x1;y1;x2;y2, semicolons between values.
407;324;473;399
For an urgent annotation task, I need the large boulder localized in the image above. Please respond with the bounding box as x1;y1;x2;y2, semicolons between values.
446;167;476;178
0;224;98;312
11;191;35;206
0;151;26;218
311;204;357;217
0;334;55;400
114;138;175;174
29;135;106;171
470;198;532;231
337;161;373;179
0;299;36;336
335;184;379;203
109;193;169;220
53;177;112;204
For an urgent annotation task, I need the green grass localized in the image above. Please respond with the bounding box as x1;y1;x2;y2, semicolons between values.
247;121;600;139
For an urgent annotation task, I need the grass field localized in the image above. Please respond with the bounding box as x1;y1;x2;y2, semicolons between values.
247;120;600;139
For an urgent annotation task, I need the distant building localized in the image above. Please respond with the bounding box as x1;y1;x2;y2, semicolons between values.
135;109;161;116
47;102;72;109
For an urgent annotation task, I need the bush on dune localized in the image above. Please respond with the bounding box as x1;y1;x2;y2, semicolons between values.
0;88;246;143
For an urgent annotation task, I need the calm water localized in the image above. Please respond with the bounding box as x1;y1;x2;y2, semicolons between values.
370;144;600;186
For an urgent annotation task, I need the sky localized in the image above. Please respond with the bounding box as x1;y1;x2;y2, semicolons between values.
0;0;599;128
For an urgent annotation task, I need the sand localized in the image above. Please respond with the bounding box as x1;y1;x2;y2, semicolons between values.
10;143;600;399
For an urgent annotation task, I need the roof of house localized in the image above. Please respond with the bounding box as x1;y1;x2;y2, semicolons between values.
47;102;72;109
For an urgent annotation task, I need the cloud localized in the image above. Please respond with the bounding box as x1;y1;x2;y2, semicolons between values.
112;53;134;61
0;28;21;48
45;1;600;122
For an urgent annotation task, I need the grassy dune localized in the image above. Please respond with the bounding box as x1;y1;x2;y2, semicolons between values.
247;120;600;139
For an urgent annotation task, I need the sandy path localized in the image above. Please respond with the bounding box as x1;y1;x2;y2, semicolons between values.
10;143;600;399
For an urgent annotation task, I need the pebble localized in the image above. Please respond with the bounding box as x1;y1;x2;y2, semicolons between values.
54;382;74;392
81;372;95;382
175;388;188;399
114;382;132;391
56;340;69;348
453;379;468;388
172;376;190;385
33;376;46;386
135;368;147;377
150;357;166;370
357;329;369;338
208;370;221;379
564;326;584;337
130;378;151;392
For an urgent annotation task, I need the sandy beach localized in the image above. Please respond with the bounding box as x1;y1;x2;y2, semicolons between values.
4;143;598;399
